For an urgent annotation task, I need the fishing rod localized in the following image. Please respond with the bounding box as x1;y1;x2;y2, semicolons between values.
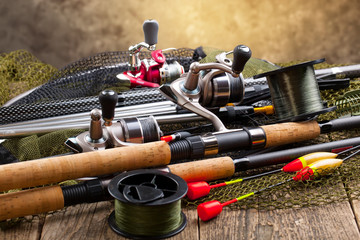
0;97;273;139
0;66;341;126
186;145;360;200
0;45;259;139
1;114;360;192
196;150;360;221
0;79;274;129
0;88;168;125
315;64;360;80
1;144;359;222
63;92;272;153
3;47;352;128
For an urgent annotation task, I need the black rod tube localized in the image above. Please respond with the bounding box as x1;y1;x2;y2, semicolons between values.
319;116;360;133
315;64;360;79
233;136;360;171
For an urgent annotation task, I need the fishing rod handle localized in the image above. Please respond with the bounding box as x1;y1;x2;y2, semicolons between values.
0;185;64;221
0;141;171;192
260;120;320;148
168;156;235;182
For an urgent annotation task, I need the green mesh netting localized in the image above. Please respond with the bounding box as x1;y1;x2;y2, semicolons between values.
0;50;57;106
0;49;359;215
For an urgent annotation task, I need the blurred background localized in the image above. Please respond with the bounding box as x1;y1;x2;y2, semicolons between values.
0;0;359;68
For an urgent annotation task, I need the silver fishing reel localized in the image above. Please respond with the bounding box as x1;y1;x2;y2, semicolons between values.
159;45;252;132
65;90;162;153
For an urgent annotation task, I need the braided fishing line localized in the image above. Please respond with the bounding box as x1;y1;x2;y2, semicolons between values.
108;169;187;239
255;59;335;121
114;201;182;237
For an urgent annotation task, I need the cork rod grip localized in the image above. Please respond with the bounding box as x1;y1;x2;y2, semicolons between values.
261;120;321;148
0;141;171;192
0;185;64;221
168;156;235;182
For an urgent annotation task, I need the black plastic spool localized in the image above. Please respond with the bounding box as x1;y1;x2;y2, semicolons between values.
108;169;188;239
254;59;335;122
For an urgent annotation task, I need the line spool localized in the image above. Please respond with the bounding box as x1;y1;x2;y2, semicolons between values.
107;169;188;239
254;59;335;122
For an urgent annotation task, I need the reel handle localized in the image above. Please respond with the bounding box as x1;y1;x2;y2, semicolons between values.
99;90;118;126
143;19;159;46
232;45;252;74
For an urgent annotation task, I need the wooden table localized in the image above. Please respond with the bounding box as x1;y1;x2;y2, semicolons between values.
1;192;359;240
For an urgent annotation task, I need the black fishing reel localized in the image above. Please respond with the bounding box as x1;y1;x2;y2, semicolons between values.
65;90;162;153
159;45;252;132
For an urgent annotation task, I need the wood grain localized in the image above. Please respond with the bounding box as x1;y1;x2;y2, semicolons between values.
41;201;116;240
0;216;43;240
39;202;198;240
198;202;360;240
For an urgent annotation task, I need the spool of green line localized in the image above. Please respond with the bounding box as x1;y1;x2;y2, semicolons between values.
107;169;188;239
254;59;335;122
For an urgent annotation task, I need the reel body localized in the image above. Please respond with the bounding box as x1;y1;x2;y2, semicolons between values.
117;20;184;88
117;49;184;88
65;116;162;153
159;45;251;132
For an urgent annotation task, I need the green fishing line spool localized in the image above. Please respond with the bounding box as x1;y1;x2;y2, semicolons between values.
107;169;188;239
254;59;335;122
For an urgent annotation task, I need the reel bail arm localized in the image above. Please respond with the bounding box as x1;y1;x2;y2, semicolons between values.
159;44;252;132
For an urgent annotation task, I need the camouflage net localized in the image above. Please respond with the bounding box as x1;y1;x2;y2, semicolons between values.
0;50;57;106
0;49;359;218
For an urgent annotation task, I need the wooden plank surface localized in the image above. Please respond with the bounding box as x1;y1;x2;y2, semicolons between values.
199;202;360;240
0;216;43;240
39;202;199;240
1;185;359;240
1;200;359;240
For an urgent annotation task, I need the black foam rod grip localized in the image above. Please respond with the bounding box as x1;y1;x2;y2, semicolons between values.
143;19;159;45
99;90;118;120
232;45;252;74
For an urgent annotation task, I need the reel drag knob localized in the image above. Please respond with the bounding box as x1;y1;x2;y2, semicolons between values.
232;45;252;74
99;90;118;126
143;19;159;46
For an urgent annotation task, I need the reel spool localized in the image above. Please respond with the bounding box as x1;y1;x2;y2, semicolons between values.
108;115;162;146
158;61;184;85
108;169;188;239
254;59;335;122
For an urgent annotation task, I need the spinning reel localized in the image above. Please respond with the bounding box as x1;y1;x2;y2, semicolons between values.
117;19;184;88
159;45;252;132
65;90;162;153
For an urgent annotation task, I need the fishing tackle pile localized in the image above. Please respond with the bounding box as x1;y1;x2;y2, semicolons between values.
1;18;360;239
